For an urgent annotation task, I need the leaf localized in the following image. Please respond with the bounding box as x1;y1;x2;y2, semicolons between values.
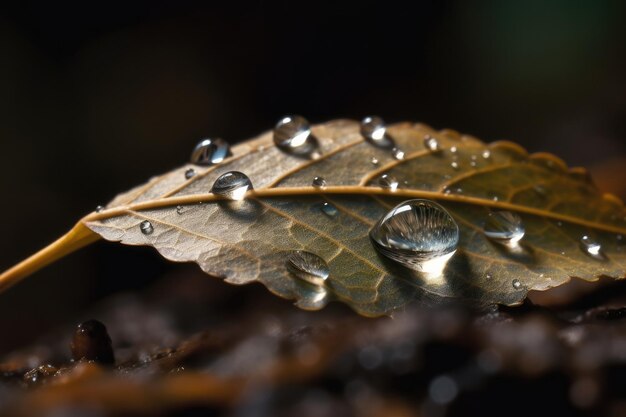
1;119;625;316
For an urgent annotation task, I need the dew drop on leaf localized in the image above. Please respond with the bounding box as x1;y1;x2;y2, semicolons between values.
482;149;491;159
371;157;379;166
512;279;522;289
211;171;253;201
392;147;405;160
139;220;154;235
273;115;317;155
312;176;327;188
286;250;330;286
184;168;196;179
580;235;602;257
483;211;525;245
190;138;231;166
424;136;439;152
369;199;459;274
378;174;399;191
450;146;457;153
361;116;394;148
176;206;184;215
451;161;459;170
95;205;104;213
321;202;338;217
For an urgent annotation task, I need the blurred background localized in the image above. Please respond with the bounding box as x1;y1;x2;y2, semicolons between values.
1;0;625;353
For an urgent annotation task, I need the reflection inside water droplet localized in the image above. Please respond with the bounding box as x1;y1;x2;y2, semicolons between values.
451;161;459;170
392;147;405;160
185;168;196;179
482;150;491;159
361;116;394;148
190;138;231;165
370;199;459;275
378;174;398;191
483;211;525;246
95;205;104;213
273;115;318;155
424;136;439;152
211;171;253;201
321;202;338;217
286;250;330;286
312;176;327;188
140;220;154;235
580;235;602;258
371;157;379;165
512;279;522;289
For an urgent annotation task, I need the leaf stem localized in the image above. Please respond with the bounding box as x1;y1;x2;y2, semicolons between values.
0;222;100;293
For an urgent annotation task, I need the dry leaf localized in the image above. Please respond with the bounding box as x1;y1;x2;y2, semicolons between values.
1;119;625;316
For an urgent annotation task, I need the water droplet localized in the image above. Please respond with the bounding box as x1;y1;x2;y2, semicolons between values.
470;160;478;167
185;168;196;179
286;250;329;286
450;146;457;153
95;205;104;213
378;174;398;191
321;202;338;217
483;211;525;245
451;161;459;170
211;171;253;201
312;176;327;188
392;147;405;160
190;138;231;165
482;150;491;159
486;273;493;279
580;236;602;257
512;279;522;289
176;205;184;215
140;220;154;235
371;157;379;165
360;116;386;141
370;199;459;274
424;135;439;151
273;115;317;155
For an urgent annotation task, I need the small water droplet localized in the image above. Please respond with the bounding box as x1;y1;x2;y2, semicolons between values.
486;273;493;279
424;135;439;152
580;236;602;257
273;115;317;155
140;220;154;235
371;157;379;165
483;211;525;245
312;176;327;188
176;205;184;215
450;146;457;153
370;199;459;274
211;171;253;201
185;168;196;179
321;202;338;217
512;279;522;289
191;138;231;165
360;116;387;141
95;205;104;213
378;174;398;191
491;195;499;202
286;250;329;286
470;160;478;167
392;147;405;160
451;161;459;170
482;150;491;159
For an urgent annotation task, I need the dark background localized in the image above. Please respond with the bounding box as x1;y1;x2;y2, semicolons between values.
1;0;625;353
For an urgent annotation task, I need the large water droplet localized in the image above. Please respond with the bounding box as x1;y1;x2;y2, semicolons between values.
370;199;459;274
190;138;231;165
424;136;439;152
185;168;196;179
211;171;253;201
378;174;398;191
312;176;327;188
483;211;525;245
580;236;602;257
361;116;386;141
273;115;317;155
286;250;330;286
139;220;154;235
321;202;338;217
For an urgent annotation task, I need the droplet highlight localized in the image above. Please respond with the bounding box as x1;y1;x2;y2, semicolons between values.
512;279;522;289
392;147;405;160
185;168;196;179
312;176;327;188
361;116;386;141
211;171;253;201
370;199;459;274
273;115;317;155
483;211;525;245
424;136;439;152
378;174;398;191
139;220;154;235
190;138;231;166
95;205;104;213
286;250;330;286
371;157;379;166
580;236;602;257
